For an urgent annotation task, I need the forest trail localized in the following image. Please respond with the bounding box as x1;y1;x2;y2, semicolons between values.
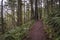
28;20;47;40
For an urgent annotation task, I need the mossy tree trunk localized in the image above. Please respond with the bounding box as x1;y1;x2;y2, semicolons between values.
30;0;34;20
1;0;5;33
35;0;38;20
17;0;22;26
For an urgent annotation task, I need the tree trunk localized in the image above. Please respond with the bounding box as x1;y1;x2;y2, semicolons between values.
59;0;60;7
17;0;22;26
12;9;15;27
35;0;38;20
30;0;34;20
1;0;4;33
46;0;49;17
40;0;42;19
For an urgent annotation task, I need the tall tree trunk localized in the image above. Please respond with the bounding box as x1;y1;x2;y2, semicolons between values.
59;0;60;7
50;0;53;12
40;0;42;19
46;0;49;17
35;0;38;20
30;0;34;20
11;2;16;27
1;0;4;33
17;0;22;26
12;8;15;27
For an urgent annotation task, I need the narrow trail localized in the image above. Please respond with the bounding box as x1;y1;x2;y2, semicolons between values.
28;20;47;40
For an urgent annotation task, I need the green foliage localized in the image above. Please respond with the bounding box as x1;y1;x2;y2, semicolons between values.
0;20;34;40
44;7;60;40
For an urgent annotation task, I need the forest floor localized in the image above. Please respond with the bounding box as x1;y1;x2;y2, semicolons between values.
23;20;48;40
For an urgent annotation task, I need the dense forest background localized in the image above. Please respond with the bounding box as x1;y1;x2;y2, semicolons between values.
0;0;60;40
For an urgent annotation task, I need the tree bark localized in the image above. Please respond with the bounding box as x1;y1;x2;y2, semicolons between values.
1;0;4;33
12;9;15;27
35;0;38;20
17;0;22;26
30;0;34;20
59;0;60;8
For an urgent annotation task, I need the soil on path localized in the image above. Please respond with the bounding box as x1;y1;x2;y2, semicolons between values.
29;20;47;40
24;20;47;40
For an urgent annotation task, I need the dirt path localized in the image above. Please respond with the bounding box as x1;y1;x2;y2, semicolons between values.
29;20;47;40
